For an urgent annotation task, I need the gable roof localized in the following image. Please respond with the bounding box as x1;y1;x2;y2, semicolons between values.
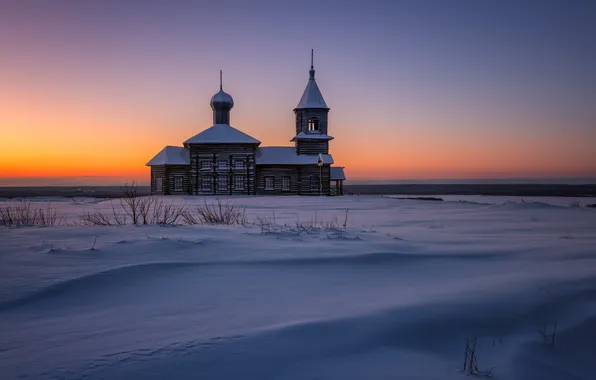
330;167;346;180
296;78;328;109
146;146;189;166
184;124;261;145
255;146;334;165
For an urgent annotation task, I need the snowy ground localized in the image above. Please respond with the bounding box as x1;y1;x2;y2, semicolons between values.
1;195;596;380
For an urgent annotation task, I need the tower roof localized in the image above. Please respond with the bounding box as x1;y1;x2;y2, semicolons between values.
295;49;328;110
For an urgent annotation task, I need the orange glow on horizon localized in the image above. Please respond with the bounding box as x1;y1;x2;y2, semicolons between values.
2;114;595;184
1;63;595;185
2;97;596;183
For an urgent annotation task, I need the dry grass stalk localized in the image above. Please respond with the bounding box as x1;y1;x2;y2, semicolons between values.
79;203;126;226
120;181;156;225
151;199;185;225
254;215;276;233
0;201;62;226
182;199;247;225
537;320;557;346
463;336;495;377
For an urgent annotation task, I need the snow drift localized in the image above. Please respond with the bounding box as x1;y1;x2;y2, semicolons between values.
1;195;595;380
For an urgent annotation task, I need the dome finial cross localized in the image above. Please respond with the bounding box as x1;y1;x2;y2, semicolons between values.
309;49;315;79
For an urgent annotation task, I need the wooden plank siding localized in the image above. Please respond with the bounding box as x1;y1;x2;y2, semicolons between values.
298;165;331;195
296;141;329;154
150;166;167;194
255;165;331;196
255;166;300;195
188;143;258;195
151;146;337;196
151;165;190;195
165;165;191;195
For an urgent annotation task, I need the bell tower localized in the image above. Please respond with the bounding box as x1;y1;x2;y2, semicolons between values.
292;50;334;154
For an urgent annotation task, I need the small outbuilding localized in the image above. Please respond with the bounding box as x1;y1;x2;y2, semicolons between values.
330;167;346;196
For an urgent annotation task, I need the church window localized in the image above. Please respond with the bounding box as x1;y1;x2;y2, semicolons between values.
308;118;319;132
264;176;275;190
217;160;228;170
200;161;211;170
173;176;183;191
234;160;246;169
234;175;245;190
217;175;228;190
282;176;291;192
201;175;212;191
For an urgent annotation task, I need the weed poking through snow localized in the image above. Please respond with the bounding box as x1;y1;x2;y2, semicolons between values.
537;320;557;346
0;201;63;226
462;336;495;377
181;199;247;226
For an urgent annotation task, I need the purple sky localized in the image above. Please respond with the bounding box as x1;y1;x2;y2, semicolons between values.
1;0;595;184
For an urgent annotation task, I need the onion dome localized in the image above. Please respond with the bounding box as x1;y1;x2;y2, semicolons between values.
210;70;234;110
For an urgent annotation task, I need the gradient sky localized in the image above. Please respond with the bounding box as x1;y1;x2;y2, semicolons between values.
1;0;595;185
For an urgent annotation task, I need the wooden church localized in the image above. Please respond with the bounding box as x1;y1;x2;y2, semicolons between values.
147;52;346;196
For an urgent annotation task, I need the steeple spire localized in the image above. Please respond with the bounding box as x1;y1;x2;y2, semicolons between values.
296;49;327;110
309;49;315;79
219;69;223;90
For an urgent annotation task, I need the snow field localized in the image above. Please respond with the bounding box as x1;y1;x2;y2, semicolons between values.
1;195;596;379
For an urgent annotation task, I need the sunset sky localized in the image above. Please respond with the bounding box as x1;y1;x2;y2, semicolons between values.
1;0;595;185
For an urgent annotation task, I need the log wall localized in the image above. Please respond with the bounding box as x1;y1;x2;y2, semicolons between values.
150;165;190;195
150;146;339;196
165;165;191;194
188;143;258;195
296;140;329;154
255;165;331;196
150;166;166;194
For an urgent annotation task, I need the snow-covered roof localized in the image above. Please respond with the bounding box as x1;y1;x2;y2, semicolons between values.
184;124;261;145
330;167;346;180
146;146;189;166
291;132;334;142
296;78;328;109
255;147;334;165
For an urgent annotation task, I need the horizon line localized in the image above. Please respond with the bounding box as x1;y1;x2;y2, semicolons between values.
1;176;596;187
